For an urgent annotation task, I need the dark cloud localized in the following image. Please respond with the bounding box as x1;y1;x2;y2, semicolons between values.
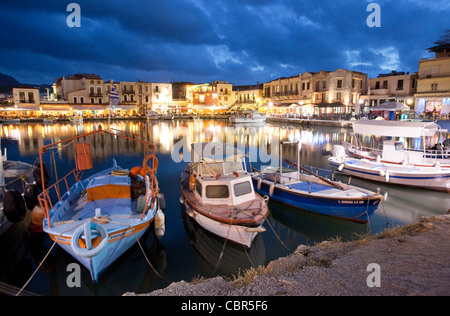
0;0;448;85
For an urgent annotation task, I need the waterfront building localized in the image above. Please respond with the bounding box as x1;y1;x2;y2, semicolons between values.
414;52;450;119
8;86;41;117
231;83;264;112
360;71;417;120
187;81;231;114
262;69;367;119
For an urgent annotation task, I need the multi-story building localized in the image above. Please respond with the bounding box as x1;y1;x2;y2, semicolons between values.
361;71;417;112
188;81;232;114
11;86;41;116
232;83;264;111
414;52;450;118
262;69;367;118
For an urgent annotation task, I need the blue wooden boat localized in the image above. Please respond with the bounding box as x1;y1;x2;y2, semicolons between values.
251;142;383;223
38;127;164;283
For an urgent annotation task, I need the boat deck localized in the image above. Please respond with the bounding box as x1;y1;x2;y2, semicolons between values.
344;158;448;174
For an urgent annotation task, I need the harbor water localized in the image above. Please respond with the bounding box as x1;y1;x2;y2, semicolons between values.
1;120;449;296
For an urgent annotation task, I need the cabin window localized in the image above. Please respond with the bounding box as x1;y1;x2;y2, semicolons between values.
206;185;229;199
234;181;252;197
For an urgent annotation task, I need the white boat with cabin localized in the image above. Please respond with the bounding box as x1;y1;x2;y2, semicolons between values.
347;120;450;168
180;142;269;248
229;111;267;124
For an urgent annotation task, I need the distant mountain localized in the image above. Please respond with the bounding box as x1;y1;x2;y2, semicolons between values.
0;73;20;88
0;72;50;93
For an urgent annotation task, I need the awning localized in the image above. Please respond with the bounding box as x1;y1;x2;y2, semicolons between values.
111;104;137;110
12;105;41;111
314;103;349;108
352;120;445;138
372;101;410;111
40;105;72;111
72;105;107;111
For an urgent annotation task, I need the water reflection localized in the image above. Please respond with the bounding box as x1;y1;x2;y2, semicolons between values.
1;120;449;295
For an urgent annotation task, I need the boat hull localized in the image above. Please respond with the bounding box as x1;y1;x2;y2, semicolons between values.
46;221;152;282
329;157;450;193
181;199;260;248
229;118;266;123
251;177;381;223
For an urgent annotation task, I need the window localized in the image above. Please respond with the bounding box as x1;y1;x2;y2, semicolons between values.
307;82;310;90
397;80;404;90
337;79;343;89
19;92;25;103
28;92;34;103
336;92;342;101
234;181;252;197
91;98;94;103
375;81;380;89
80;97;84;104
431;83;438;92
206;185;229;199
383;81;388;89
73;97;78;104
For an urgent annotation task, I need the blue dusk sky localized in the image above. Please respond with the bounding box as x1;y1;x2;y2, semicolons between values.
0;0;448;85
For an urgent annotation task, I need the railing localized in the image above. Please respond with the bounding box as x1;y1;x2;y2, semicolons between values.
37;168;82;227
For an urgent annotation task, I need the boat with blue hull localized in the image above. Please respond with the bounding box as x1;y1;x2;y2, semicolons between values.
251;141;383;223
38;127;165;283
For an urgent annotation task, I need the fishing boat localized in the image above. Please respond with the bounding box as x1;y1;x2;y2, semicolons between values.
329;144;450;193
229;110;267;124
38;126;165;282
162;113;173;120
347;120;450;167
0;135;42;237
180;142;268;248
251;141;383;224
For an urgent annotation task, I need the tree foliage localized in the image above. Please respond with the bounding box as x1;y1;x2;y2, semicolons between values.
427;30;450;54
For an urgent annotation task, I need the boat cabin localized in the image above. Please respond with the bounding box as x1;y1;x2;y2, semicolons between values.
381;140;424;165
189;142;256;206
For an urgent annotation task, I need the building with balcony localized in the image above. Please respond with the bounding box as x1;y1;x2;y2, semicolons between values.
262;69;367;118
414;52;450;118
361;71;417;117
231;83;264;112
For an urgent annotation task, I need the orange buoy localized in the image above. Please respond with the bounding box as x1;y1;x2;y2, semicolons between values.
130;166;142;177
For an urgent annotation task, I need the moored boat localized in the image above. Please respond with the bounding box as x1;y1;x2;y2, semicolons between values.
251;141;383;223
229;110;267;124
348;120;450;168
329;144;450;193
38;126;165;282
180;142;269;248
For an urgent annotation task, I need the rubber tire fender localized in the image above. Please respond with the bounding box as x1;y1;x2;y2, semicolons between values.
3;190;27;223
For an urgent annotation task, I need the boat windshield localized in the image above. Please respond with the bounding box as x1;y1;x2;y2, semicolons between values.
201;161;244;176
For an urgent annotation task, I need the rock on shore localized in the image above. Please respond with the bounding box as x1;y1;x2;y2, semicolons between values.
125;215;450;296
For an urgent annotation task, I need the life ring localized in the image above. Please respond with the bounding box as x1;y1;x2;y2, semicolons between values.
3;190;27;223
143;154;158;173
71;222;108;258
